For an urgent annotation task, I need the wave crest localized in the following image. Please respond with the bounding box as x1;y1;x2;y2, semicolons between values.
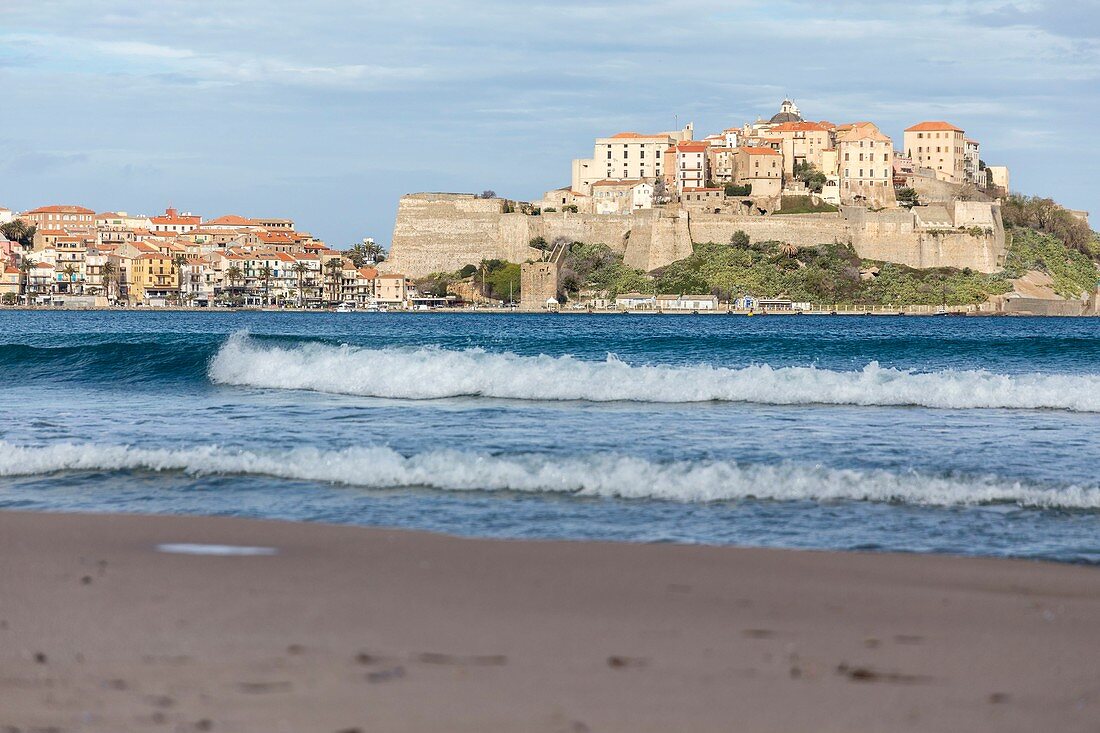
1;441;1097;509
207;332;1100;411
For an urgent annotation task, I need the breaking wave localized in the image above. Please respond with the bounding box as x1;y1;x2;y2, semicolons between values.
2;441;1098;509
208;331;1100;411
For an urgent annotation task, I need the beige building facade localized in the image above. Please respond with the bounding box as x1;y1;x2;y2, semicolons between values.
836;122;896;208
904;121;966;183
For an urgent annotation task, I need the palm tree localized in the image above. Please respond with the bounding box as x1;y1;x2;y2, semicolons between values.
780;243;799;259
225;265;243;304
101;261;117;303
291;262;309;308
324;258;343;306
172;254;188;305
259;265;273;306
61;264;77;294
18;257;35;306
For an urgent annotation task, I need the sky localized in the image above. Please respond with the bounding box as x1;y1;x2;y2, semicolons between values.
0;0;1097;248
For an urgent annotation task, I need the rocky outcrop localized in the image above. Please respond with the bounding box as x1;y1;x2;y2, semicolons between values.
384;193;1007;277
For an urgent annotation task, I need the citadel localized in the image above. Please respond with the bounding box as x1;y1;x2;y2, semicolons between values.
385;100;1012;287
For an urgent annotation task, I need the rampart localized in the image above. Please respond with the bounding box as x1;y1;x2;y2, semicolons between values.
385;193;1006;277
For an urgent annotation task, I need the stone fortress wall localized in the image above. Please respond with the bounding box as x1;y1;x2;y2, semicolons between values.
384;193;1006;277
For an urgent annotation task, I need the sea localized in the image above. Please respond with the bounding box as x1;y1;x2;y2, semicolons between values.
1;310;1099;563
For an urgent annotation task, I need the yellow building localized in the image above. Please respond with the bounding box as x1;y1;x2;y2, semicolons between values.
903;121;966;183
130;252;179;304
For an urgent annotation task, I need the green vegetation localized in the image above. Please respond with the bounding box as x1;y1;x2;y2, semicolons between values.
792;161;827;193
650;238;1011;306
1002;194;1097;256
417;259;521;302
560;242;649;297
1;293;17;306
896;187;919;207
0;220;36;248
1004;227;1099;298
723;184;752;197
775;195;838;215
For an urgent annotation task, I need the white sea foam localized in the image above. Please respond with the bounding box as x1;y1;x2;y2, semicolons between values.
207;331;1100;411
1;441;1098;509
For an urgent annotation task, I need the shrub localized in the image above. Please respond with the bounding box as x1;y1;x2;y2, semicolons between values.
724;184;752;197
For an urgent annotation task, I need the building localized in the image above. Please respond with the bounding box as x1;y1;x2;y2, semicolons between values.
671;141;709;192
707;147;738;184
130;252;179;304
835;122;896;208
964;139;982;185
615;292;656;310
19;205;95;231
95;211;152;230
591;179;654;214
150;207;202;234
681;188;723;211
375;273;409;307
0;207;13;225
770;121;834;178
731;147;782;197
903;121;966;183
988;166;1010;194
656;294;719;311
570;125;693;194
205;215;265;231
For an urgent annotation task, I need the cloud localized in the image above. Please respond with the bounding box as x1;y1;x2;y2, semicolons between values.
0;0;1096;244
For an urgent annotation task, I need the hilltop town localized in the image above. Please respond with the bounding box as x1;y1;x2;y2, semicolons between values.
382;100;1096;314
0;206;420;309
2;99;1096;314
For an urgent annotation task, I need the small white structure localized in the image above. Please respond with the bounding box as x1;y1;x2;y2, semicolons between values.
657;294;718;311
615;292;656;310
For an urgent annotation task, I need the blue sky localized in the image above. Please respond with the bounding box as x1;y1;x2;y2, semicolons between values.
0;0;1096;247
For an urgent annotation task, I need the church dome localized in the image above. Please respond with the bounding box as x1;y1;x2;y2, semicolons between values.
769;98;803;124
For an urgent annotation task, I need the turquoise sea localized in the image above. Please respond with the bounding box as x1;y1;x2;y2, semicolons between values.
1;311;1099;562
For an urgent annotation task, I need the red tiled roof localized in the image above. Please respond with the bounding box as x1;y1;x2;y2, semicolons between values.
206;215;258;227
24;205;95;215
905;121;964;133
769;121;830;133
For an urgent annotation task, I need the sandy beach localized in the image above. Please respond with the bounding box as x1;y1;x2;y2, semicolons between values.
0;511;1098;732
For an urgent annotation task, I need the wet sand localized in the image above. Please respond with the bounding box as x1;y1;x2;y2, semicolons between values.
1;510;1098;732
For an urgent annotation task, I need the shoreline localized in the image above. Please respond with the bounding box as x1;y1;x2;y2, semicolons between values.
3;510;1098;732
0;305;1049;316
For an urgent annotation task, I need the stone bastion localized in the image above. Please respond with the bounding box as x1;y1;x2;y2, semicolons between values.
382;193;1005;277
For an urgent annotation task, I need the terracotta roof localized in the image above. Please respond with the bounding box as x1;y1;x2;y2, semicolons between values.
608;132;667;139
358;267;379;278
206;215;259;227
905;121;964;133
24;205;95;215
769;121;831;133
676;142;708;152
592;179;644;187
